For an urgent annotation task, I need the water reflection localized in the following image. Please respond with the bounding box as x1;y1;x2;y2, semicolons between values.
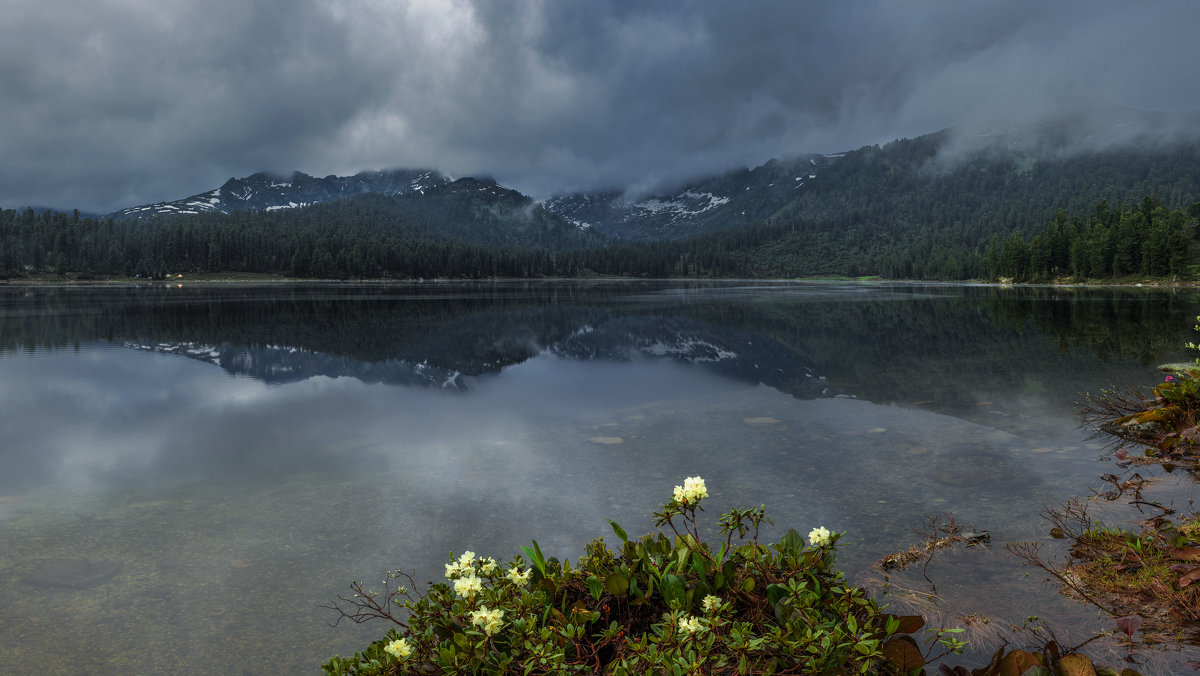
2;281;1200;674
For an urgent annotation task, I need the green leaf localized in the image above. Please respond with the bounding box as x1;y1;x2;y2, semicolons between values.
628;574;641;599
772;596;792;623
883;614;925;634
675;546;690;570
520;540;547;577
586;576;604;600
607;519;629;543
776;528;806;559
605;571;629;596
766;583;788;608
885;615;900;636
662;573;686;609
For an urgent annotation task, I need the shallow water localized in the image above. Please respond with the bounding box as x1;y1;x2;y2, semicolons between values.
1;280;1198;674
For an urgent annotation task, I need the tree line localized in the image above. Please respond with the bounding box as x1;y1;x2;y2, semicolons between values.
1;193;1197;282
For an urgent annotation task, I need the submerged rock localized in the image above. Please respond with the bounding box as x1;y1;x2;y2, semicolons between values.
20;558;121;590
1100;406;1179;441
1158;363;1200;380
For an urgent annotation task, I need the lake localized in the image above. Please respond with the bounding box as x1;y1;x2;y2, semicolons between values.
1;280;1198;674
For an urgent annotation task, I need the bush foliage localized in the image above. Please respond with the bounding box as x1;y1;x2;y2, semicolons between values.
322;477;917;675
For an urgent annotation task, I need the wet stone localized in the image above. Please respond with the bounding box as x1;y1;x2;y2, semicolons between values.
19;558;122;590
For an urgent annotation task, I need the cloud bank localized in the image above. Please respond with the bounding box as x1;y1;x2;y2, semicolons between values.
2;0;1198;212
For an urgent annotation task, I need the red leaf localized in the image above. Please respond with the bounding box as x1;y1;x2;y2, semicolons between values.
1114;614;1142;637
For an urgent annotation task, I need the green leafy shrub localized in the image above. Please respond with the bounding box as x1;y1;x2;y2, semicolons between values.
322;477;907;674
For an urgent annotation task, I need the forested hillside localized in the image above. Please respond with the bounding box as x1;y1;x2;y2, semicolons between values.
3;124;1200;282
568;197;1200;281
0;187;600;279
736;132;1200;279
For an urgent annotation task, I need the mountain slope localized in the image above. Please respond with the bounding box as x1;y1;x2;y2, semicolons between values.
545;106;1200;246
541;154;838;240
387;177;601;249
109;168;450;219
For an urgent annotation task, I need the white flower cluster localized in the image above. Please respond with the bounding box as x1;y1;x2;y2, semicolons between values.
672;476;708;505
445;550;499;579
471;605;505;635
506;566;531;585
453;575;482;598
383;637;412;660
444;550;476;579
445;550;501;601
701;594;721;614
808;526;832;547
437;550;528;639
678;615;705;635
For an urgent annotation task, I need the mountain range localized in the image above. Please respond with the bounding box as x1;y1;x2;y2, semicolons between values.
110;168;450;219
5;106;1200;283
103;158;845;244
100;107;1200;249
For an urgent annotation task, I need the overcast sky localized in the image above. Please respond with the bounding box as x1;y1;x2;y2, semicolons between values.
3;0;1199;213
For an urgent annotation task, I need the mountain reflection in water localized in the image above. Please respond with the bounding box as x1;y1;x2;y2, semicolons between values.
2;281;1200;675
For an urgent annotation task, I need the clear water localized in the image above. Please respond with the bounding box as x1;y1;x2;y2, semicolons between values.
1;280;1197;674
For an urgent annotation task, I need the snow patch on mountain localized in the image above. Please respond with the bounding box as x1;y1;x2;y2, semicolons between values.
540;153;841;240
631;190;731;221
109;169;451;220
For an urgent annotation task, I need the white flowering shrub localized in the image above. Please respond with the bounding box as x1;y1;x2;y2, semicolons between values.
322;478;911;675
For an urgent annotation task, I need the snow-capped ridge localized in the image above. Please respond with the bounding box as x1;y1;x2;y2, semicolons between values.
109;168;451;220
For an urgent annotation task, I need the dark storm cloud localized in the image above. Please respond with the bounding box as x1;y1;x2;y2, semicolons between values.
2;0;1198;212
0;0;389;211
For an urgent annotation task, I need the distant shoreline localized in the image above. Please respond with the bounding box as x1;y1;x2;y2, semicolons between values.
3;272;1200;289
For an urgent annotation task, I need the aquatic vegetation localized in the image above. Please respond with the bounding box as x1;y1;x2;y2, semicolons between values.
1010;498;1200;638
1083;317;1200;459
873;513;990;593
1055;317;1200;649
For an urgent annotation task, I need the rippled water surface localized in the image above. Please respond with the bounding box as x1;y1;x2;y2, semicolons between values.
2;280;1199;674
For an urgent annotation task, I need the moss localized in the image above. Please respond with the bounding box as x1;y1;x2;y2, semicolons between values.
1133;406;1181;424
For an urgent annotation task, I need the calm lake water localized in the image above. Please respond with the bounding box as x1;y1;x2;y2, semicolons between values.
2;280;1199;674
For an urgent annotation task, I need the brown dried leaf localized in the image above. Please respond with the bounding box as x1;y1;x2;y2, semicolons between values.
1180;567;1200;587
883;614;925;634
998;649;1042;676
881;635;924;671
1167;546;1200;562
1058;653;1097;676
